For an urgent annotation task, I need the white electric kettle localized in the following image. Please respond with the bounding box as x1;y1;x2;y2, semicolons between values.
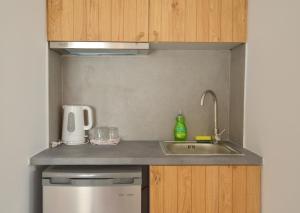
62;105;93;145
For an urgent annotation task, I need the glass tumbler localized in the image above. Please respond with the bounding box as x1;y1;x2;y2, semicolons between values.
89;127;109;143
108;127;120;143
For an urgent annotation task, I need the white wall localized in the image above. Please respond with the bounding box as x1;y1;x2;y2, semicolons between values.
0;0;47;213
245;0;300;212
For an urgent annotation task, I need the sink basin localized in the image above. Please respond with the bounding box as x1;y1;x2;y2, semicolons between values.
160;141;243;156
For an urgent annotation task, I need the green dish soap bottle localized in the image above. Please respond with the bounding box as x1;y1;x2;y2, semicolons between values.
174;110;188;141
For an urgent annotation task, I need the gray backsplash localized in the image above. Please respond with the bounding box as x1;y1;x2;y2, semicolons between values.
48;50;62;143
61;50;232;141
229;45;246;144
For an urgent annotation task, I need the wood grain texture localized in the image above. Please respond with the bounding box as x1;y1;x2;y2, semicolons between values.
161;0;173;41
192;166;206;213
149;0;162;41
61;0;74;40
47;0;247;42
74;0;87;40
150;166;260;213
150;166;164;213
219;166;233;213
99;0;112;41
172;0;186;41
196;0;209;41
185;0;197;41
86;0;99;40
178;166;192;213
221;0;233;41
206;166;219;213
163;166;178;213
209;0;221;41
233;166;247;213
148;0;247;42
246;166;261;213
233;0;247;41
136;0;149;41
111;0;124;41
123;0;137;41
47;0;62;40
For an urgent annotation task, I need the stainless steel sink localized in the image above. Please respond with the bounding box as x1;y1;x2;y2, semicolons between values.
160;141;243;156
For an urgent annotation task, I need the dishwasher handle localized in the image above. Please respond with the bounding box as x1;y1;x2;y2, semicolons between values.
43;177;141;186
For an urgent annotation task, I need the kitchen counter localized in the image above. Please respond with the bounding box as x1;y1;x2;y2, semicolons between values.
30;141;262;165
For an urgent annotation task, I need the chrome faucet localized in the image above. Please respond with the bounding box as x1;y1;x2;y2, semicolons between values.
200;90;225;143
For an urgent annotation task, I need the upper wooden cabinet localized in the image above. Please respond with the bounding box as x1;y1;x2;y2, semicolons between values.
47;0;247;42
149;0;247;42
47;0;149;41
150;165;261;213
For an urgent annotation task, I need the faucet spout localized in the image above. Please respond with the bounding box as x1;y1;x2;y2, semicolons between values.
200;90;223;142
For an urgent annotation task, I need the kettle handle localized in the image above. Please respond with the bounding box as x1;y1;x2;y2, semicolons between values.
82;106;93;130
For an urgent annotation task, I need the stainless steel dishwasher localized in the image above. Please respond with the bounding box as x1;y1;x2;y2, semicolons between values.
42;166;142;213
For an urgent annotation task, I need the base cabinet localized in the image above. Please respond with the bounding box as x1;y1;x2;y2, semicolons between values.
150;165;261;213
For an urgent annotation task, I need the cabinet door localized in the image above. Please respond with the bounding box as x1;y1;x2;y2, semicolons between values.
47;0;149;41
149;0;247;42
150;165;260;213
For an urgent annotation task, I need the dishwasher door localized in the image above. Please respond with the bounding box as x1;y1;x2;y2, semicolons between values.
42;167;141;213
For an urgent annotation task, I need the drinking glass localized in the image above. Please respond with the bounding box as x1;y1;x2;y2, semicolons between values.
89;127;109;142
108;127;120;143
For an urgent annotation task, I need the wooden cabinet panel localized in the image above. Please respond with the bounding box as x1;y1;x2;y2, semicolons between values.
47;0;61;40
150;165;261;213
191;166;206;213
178;166;192;213
111;0;124;41
86;0;99;40
196;0;209;41
221;0;233;41
185;0;197;41
48;0;74;41
136;0;149;42
150;166;164;213
47;0;149;41
160;0;172;41
233;166;247;213
48;0;246;42
246;166;261;213
149;0;161;41
206;166;219;213
172;0;186;42
99;0;112;41
149;0;247;42
164;166;178;213
123;0;137;41
208;0;221;42
233;0;247;42
74;0;87;40
219;166;233;213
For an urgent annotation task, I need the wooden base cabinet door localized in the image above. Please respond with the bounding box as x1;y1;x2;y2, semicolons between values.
150;165;261;213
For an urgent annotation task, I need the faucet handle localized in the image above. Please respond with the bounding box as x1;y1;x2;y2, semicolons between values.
219;129;226;135
215;129;226;142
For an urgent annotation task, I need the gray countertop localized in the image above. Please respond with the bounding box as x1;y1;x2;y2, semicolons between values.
30;141;262;165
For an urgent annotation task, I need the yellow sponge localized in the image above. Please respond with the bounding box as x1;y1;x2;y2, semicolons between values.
195;135;213;141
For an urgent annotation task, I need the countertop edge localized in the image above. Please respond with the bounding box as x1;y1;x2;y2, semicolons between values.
30;141;262;166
